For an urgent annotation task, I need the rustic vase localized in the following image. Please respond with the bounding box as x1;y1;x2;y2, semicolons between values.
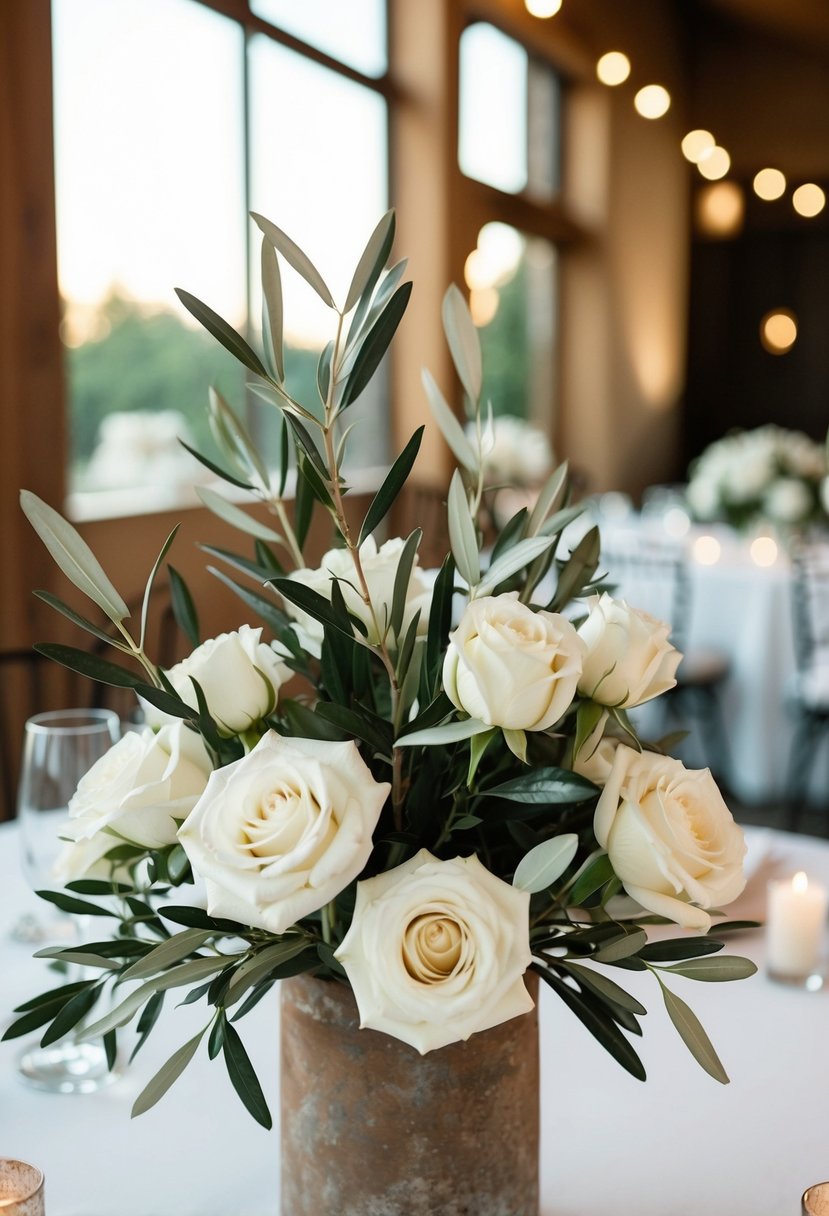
280;971;539;1216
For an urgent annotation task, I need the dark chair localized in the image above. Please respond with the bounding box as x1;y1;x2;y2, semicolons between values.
599;537;731;776
785;544;829;832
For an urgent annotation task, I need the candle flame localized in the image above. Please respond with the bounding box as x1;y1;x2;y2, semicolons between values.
793;871;809;893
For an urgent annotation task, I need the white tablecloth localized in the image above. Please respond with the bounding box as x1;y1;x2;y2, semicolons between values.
2;820;829;1216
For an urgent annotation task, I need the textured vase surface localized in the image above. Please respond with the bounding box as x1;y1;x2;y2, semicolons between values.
280;971;539;1216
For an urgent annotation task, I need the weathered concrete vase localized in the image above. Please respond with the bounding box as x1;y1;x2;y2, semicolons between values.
280;971;539;1216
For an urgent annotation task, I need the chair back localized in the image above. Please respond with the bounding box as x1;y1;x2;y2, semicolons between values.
791;543;829;677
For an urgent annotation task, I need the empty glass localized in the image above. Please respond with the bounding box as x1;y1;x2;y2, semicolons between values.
16;708;120;1093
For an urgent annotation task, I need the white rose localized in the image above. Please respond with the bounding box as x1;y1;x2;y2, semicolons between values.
178;732;389;934
335;849;533;1054
475;415;553;487
763;477;813;523
594;745;746;930
577;593;681;708
442;593;583;731
55;723;213;882
149;625;290;735
572;734;623;787
285;537;432;656
686;475;721;521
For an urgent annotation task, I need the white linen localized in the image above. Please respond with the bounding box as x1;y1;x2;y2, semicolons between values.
2;820;829;1216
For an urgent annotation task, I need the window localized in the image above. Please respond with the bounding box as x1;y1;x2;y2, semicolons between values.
458;23;564;454
52;0;389;516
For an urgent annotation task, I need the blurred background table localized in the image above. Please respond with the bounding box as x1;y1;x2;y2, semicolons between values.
2;818;829;1216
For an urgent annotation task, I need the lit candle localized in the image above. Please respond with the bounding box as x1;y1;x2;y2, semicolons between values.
767;872;828;983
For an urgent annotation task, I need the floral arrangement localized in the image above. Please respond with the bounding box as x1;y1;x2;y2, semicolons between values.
7;211;755;1128
686;424;828;532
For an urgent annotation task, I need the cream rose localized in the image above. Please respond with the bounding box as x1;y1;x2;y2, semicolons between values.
178;732;389;934
55;723;213;882
285;536;432;655
442;592;584;731
572;734;624;787
150;625;290;735
594;745;746;930
577;593;681;708
335;849;533;1053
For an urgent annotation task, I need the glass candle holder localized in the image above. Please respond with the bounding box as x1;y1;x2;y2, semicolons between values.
0;1159;45;1216
766;872;828;988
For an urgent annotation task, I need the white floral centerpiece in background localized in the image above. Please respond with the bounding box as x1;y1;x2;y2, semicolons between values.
7;211;755;1133
686;423;828;533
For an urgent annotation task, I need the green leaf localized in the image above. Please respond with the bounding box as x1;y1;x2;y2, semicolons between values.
315;701;393;758
261;236;285;382
175;288;269;378
568;853;615;905
658;956;757;982
36;889;113;917
421;369;477;473
442;284;482;406
33;642;144;689
33;590;124;648
528;461;570;536
283;413;329;479
390;528;423;640
425;556;455;691
296;449;336;513
513;834;578;893
209;387;271;490
225;939;312;1005
592;928;648;963
222;1020;273;1129
77;956;229;1043
20;490;129;622
178;438;252;490
359;427;424;544
573;701;606;766
168;565;200;649
140;525;180;652
207;568;303;659
479;767;597;805
639;938;725;963
340;281;413;408
659;981;729;1083
196;487;283;543
395;717;490;747
40;983;102;1048
344;209;395;313
551;526;601;610
537;967;646;1081
475;536;555;598
122;930;214;981
447;469;480;588
33;950;120;970
562;962;647;1015
133;683;195;722
132;1026;207;1118
251;211;335;308
503;727;527;763
129;992;166;1063
273;578;364;645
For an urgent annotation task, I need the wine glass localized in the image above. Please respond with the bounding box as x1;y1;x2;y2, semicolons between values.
16;707;121;1093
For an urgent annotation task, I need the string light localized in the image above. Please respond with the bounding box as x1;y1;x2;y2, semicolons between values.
596;51;630;86
753;168;786;200
760;310;798;354
524;0;562;16
697;146;730;181
634;85;671;119
681;129;715;163
696;182;744;237
792;184;826;218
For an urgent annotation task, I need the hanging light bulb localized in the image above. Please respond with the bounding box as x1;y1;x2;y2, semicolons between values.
634;85;671;119
596;51;631;86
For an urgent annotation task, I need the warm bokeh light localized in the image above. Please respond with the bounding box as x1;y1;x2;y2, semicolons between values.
792;183;826;218
697;146;730;181
760;310;798;354
681;129;715;163
524;0;562;15
464;223;523;295
750;536;779;567
633;84;671;119
469;286;499;327
596;51;630;86
692;535;722;565
753;168;786;201
696;181;744;237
